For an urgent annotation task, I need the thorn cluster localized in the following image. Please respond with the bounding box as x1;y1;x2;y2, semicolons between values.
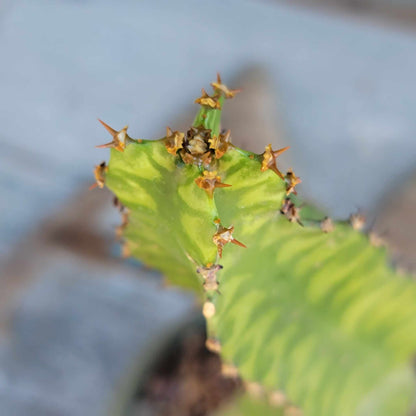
195;73;240;110
320;217;334;233
96;119;134;152
211;73;241;99
261;144;290;179
285;168;302;196
197;263;223;292
209;129;231;159
195;170;231;198
350;212;366;231
195;88;222;109
165;127;184;155
280;198;303;226
213;225;246;258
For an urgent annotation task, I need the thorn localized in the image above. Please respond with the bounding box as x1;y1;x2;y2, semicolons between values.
164;127;184;155
195;170;231;198
211;73;241;98
320;217;334;233
209;129;231;159
195;88;221;109
98;118;117;135
213;225;246;258
261;144;290;179
96;119;133;152
285;168;302;196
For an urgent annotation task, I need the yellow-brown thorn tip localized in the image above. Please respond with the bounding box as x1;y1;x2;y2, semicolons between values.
195;171;231;198
213;225;246;258
261;144;290;179
211;73;241;99
164;127;184;155
96;119;132;152
195;88;221;109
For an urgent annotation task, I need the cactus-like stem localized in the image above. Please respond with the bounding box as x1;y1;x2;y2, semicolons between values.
94;76;416;416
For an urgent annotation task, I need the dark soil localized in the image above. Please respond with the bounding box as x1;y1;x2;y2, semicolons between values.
131;323;242;416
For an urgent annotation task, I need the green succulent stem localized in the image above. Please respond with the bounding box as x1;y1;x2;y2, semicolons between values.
96;76;416;416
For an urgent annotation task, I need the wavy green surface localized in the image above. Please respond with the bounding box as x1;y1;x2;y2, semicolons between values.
101;79;416;415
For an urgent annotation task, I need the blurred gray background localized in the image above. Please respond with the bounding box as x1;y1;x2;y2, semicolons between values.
0;0;415;415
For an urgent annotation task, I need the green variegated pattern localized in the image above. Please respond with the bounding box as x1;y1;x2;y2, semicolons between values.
99;78;416;416
208;216;416;416
106;140;218;292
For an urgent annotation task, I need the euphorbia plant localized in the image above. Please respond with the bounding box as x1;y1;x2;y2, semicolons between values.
93;74;416;416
